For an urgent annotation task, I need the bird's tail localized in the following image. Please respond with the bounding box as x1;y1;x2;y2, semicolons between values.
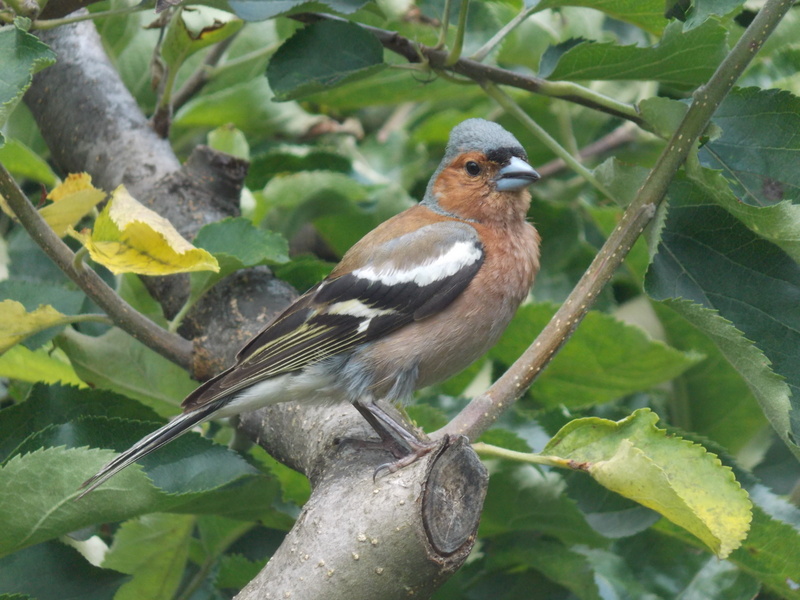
78;403;219;499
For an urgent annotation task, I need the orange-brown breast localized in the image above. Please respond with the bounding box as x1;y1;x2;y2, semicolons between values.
351;215;540;397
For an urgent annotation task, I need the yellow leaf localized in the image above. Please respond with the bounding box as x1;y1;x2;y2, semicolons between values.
0;299;67;353
75;185;219;275
544;409;752;558
39;173;106;237
0;193;16;220
47;172;93;201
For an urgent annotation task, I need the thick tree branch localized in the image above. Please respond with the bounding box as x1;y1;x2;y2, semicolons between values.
440;0;795;440
25;20;179;196
23;17;485;599
24;18;295;378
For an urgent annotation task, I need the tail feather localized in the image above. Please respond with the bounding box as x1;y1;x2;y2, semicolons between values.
78;404;218;498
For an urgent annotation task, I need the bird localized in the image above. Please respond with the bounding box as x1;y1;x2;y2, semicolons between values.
80;118;541;495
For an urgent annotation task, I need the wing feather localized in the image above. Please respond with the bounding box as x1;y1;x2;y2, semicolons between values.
182;222;483;410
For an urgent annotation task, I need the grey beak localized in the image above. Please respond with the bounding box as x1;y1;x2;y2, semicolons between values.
494;156;541;191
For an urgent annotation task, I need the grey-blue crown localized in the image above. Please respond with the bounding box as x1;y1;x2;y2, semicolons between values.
422;119;526;206
443;118;524;162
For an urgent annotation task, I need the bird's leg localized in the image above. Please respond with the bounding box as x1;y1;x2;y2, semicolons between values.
351;398;441;478
349;399;410;459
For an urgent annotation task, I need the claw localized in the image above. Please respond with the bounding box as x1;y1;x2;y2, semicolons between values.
348;398;443;478
372;439;440;481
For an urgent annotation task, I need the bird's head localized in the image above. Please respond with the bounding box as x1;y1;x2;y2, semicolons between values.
422;119;540;225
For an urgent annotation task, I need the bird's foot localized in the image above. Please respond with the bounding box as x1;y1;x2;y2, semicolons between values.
372;436;443;480
343;398;444;479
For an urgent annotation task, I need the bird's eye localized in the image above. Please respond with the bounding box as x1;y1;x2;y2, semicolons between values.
465;161;482;176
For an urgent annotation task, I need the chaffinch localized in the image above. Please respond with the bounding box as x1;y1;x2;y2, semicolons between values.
81;118;541;494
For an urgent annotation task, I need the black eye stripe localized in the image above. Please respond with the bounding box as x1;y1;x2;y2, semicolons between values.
486;147;527;164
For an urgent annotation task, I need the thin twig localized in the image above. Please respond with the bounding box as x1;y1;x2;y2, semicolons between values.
439;0;795;441
444;0;469;66
435;0;452;49
172;33;238;111
472;442;575;470
471;5;538;62
291;12;645;128
33;2;147;29
535;122;638;178
0;162;194;371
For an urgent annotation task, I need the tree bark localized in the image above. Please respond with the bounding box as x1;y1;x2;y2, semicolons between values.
24;17;488;598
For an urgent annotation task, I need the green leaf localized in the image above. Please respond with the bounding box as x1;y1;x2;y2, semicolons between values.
690;165;800;264
742;45;800;98
0;447;160;556
545;20;728;87
544;408;752;558
657;506;800;599
161;6;243;73
488;537;602;600
102;514;195;600
491;303;702;409
534;0;668;35
653;303;766;453
0;383;160;463
563;472;660;539
5;408;263;497
0;423;281;556
207;124;250;160
250;445;310;507
638;96;690;138
700;87;800;206
644;184;800;452
267;20;386;102
174;78;326;137
480;463;608;547
228;0;370;21
196;514;254;560
300;65;482;109
669;297;796;453
589;161;654;279
593;158;651;209
578;540;760;599
193;218;289;268
405;404;448;432
0;540;127;599
313;182;414;255
216;553;266;589
257;170;369;251
576;546;666;599
478;428;532;453
0;20;56;145
246;146;351;190
56;327;197;417
0;138;58;186
190;217;289;299
117;273;169;325
684;0;746;30
0;345;84;389
272;255;334;292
